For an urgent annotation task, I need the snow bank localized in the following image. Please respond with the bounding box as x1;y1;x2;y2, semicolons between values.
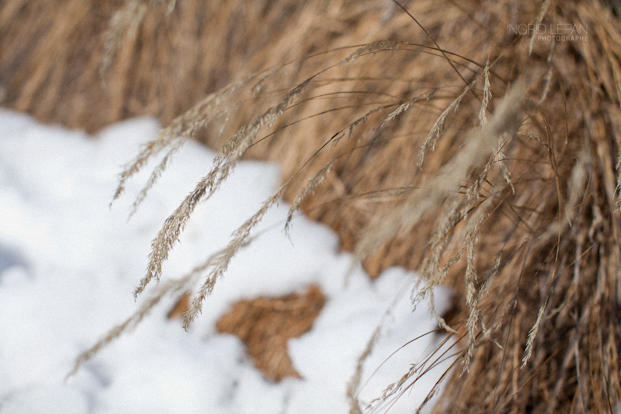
0;109;454;413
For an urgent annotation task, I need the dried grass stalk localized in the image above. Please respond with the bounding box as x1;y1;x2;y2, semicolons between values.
7;0;618;412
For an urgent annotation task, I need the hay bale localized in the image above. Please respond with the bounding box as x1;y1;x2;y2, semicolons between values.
215;286;325;382
5;0;621;412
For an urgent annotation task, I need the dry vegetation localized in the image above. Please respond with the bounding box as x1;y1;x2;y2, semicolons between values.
216;285;325;382
3;0;621;412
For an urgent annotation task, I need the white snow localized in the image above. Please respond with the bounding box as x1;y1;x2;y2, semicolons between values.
0;109;455;413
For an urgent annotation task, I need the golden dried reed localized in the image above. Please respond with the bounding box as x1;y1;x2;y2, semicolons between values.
4;0;620;412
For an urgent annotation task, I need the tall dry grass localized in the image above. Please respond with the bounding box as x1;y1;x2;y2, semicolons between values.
4;0;621;412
